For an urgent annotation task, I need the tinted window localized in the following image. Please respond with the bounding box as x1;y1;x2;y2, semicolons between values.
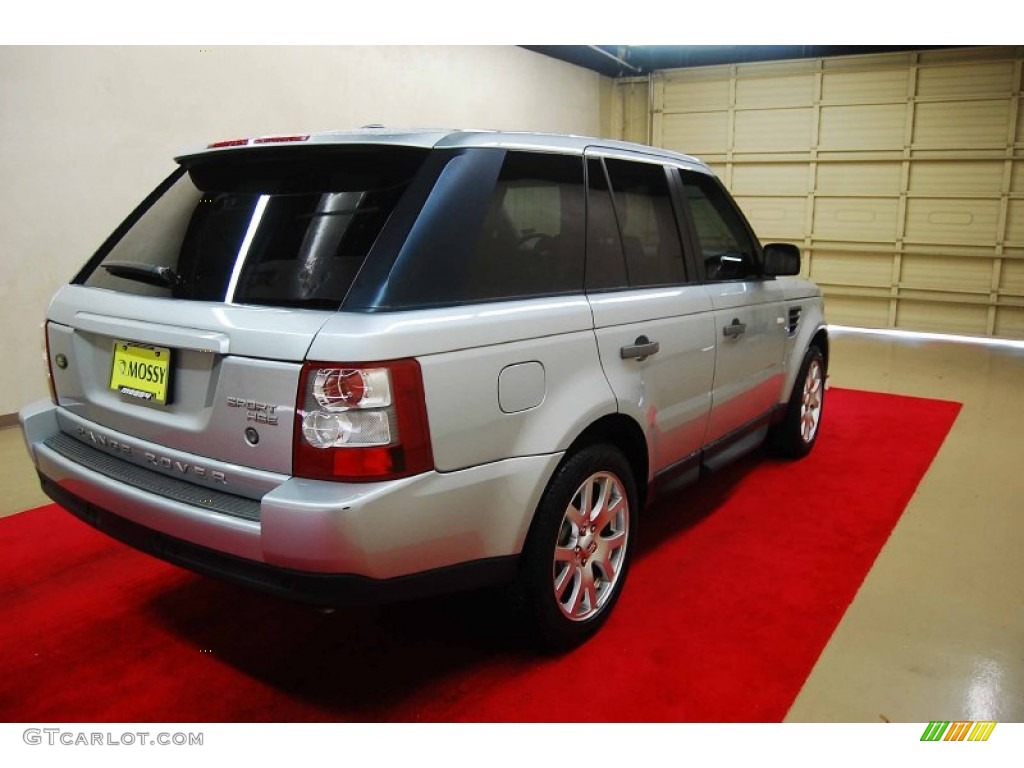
469;152;584;300
604;159;686;287
680;170;761;281
585;159;627;291
79;147;428;309
360;150;585;309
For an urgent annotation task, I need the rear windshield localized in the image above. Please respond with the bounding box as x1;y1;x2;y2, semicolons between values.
77;147;429;309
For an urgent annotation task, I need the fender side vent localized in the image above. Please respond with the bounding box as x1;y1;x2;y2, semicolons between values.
787;306;802;334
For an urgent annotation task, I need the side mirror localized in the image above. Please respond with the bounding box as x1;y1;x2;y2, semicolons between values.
763;243;801;276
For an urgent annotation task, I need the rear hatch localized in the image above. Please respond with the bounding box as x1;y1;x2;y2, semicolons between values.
45;143;431;476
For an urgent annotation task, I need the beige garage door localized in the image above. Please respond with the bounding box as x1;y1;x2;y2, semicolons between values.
612;46;1024;339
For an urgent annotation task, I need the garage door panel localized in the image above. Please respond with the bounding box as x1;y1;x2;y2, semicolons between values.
994;307;1024;338
821;68;908;104
999;259;1024;294
909;161;1006;197
817;162;901;196
904;198;1001;245
734;109;813;152
642;48;1024;338
813;198;899;242
731;163;807;195
824;296;890;328
916;62;1016;99
819;104;906;151
663;77;731;112
1006;200;1024;245
735;75;814;108
733;196;806;241
810;250;893;287
896;300;989;335
661;112;729;155
900;254;993;293
913;101;1010;149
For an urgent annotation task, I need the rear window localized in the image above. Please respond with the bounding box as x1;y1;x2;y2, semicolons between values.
77;147;429;309
347;149;586;310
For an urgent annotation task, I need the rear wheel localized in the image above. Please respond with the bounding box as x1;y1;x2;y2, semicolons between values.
515;444;638;651
769;345;825;458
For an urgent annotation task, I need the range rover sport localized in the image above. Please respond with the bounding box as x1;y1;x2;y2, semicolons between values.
20;128;828;650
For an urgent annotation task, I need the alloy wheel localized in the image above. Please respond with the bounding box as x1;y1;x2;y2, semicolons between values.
800;358;824;443
551;471;630;622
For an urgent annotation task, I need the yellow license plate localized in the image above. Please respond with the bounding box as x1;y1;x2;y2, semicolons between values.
110;341;172;404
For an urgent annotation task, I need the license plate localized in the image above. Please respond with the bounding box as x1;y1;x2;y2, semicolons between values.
110;341;172;404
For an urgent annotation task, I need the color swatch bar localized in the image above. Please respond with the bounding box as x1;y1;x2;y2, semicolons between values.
921;721;996;741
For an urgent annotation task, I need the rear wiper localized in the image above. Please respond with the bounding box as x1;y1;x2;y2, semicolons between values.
101;261;181;288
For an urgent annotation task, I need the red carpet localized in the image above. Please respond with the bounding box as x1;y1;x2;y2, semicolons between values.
0;388;960;722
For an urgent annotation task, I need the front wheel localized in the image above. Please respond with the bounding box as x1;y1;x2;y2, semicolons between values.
769;345;826;459
515;444;638;652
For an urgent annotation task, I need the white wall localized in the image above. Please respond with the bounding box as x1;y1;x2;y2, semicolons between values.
0;45;606;415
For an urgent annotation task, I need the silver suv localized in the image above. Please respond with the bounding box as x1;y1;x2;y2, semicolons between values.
20;129;827;649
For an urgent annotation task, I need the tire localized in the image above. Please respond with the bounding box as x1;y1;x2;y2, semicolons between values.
515;444;639;652
769;345;826;459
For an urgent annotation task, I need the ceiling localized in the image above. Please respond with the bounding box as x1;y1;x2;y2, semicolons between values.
521;46;959;77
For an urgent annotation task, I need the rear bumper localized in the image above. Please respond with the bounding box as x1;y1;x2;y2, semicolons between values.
38;475;518;606
20;399;562;598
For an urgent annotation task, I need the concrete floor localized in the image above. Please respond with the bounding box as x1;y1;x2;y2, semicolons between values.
784;331;1024;723
3;330;1022;721
1;424;48;517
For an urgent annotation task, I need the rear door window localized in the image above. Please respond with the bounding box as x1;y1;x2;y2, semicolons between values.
603;159;687;287
77;147;429;309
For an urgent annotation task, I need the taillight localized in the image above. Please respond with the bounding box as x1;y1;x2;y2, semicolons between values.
43;322;57;404
293;359;433;482
208;135;309;149
252;135;310;144
207;138;249;148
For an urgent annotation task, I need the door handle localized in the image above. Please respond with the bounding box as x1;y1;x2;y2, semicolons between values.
620;335;660;362
723;318;747;338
